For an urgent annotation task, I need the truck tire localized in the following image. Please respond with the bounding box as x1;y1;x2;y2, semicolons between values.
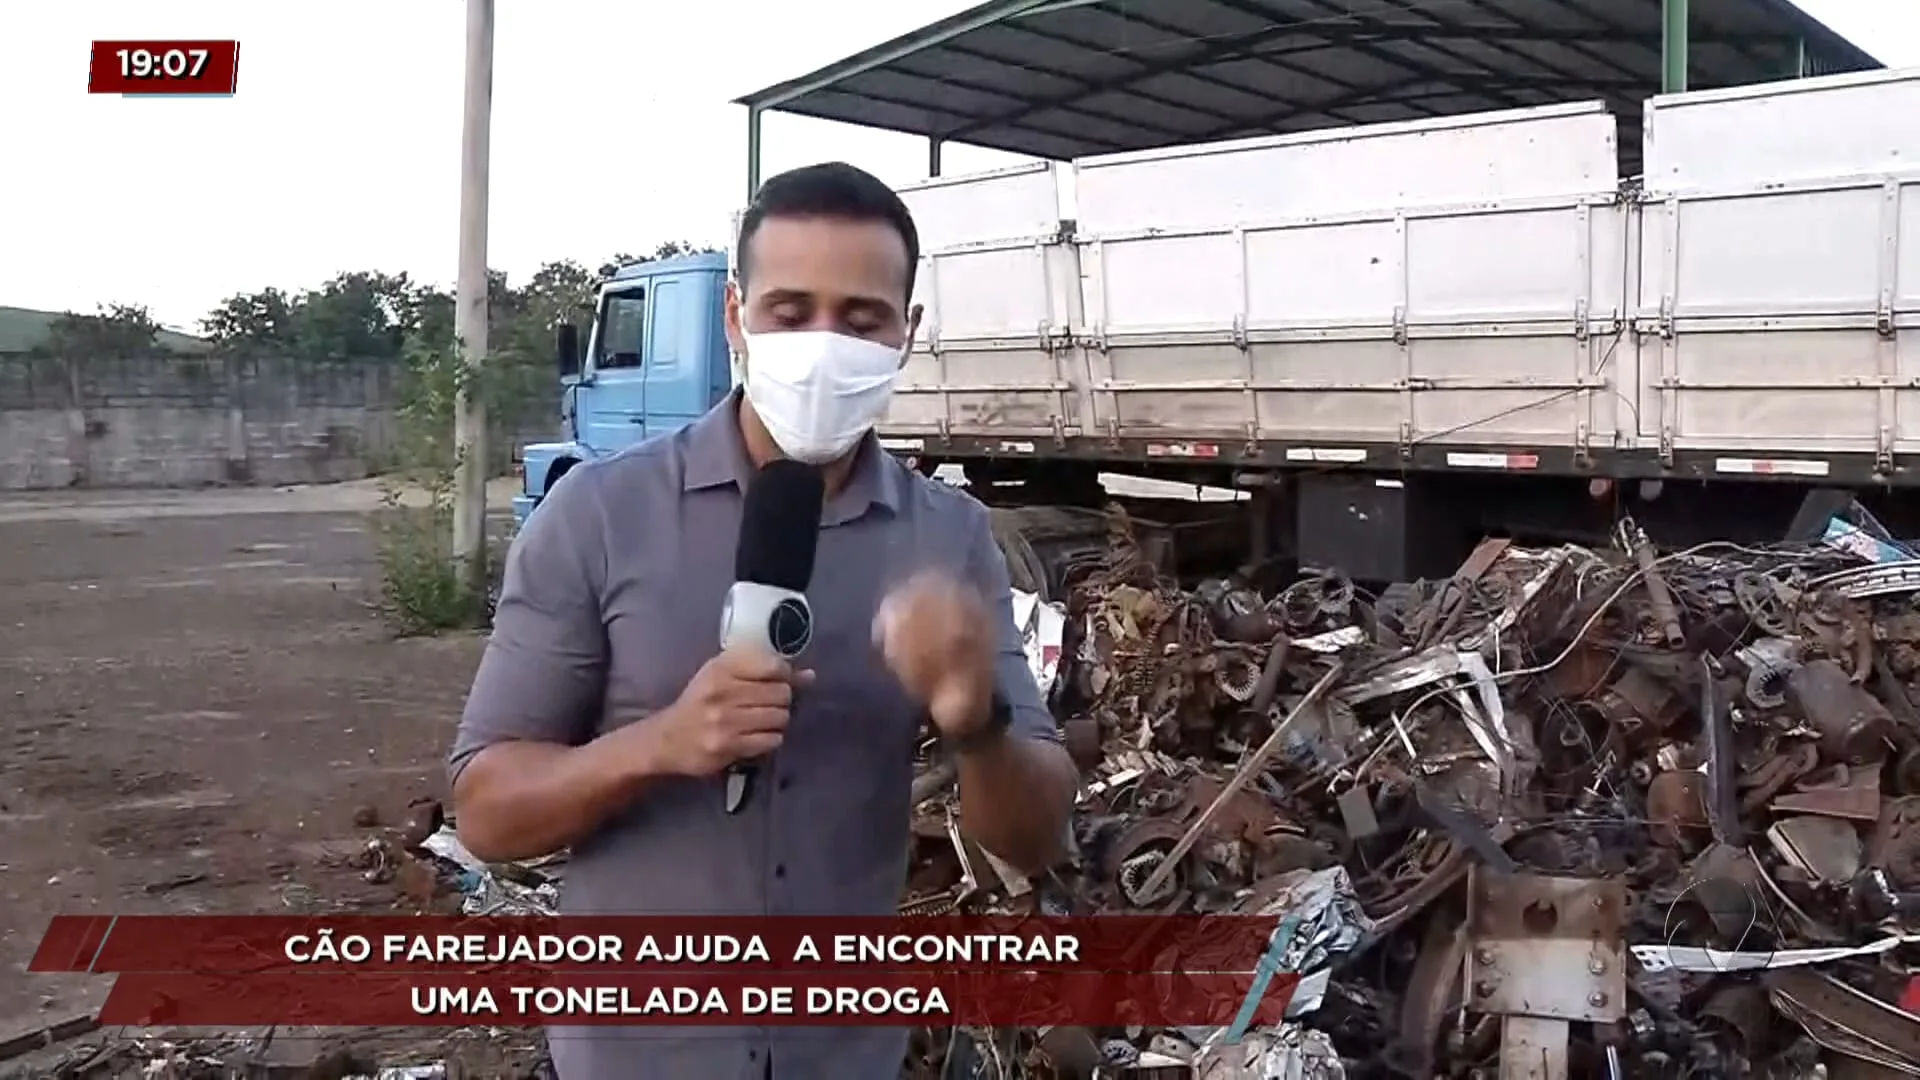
989;508;1050;599
988;505;1115;603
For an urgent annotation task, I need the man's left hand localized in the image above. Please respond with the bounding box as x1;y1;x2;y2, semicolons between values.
874;571;997;739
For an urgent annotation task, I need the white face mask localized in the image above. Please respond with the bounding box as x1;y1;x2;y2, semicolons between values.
739;327;904;464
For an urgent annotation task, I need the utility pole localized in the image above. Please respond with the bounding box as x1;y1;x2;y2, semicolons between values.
451;0;495;599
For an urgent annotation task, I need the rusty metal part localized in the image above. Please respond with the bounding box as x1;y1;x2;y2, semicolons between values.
1698;984;1775;1059
899;890;963;916
1732;570;1795;638
1195;577;1280;643
1547;641;1616;701
1765;967;1920;1073
1272;568;1355;631
399;797;445;850
880;518;1920;1077
1416;537;1512;652
1772;764;1883;821
1175;773;1282;846
1498;1016;1571;1080
1129;662;1344;903
1061;717;1103;771
1647;771;1710;847
1467;870;1626;1025
1380;909;1470;1078
1844;601;1877;684
1623;517;1686;649
1740;743;1820;815
1214;652;1260;702
1032;1026;1104;1078
1701;657;1746;846
1874;655;1920;733
1591;665;1684;741
1413;781;1516;872
1103;816;1191;908
1370;842;1471;935
1247;633;1291;716
1788;659;1897;766
1768;815;1864;883
1736;637;1800;709
1686;843;1771;940
1848;867;1920;925
1871;797;1920;891
1897;747;1920;797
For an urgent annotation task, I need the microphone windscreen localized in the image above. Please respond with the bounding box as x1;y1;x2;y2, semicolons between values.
735;459;825;591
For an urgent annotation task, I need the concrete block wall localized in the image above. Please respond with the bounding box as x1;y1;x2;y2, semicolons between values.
0;353;554;491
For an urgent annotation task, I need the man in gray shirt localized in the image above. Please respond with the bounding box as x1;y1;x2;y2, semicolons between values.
448;162;1078;1080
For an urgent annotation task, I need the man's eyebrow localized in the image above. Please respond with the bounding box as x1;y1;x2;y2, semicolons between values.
752;288;900;318
841;296;900;319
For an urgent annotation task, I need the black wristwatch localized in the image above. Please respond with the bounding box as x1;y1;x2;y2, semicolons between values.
946;692;1013;754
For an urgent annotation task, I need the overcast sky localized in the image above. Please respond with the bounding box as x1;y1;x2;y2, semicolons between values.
0;0;1911;331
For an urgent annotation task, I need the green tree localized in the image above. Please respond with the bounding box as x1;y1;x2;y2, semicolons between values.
42;303;162;359
652;240;717;260
594;243;718;279
201;288;297;351
289;271;416;361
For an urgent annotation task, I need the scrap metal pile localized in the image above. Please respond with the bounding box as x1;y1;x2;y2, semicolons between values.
905;507;1920;1080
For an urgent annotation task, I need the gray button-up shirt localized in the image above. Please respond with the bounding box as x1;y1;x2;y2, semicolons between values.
449;392;1059;1080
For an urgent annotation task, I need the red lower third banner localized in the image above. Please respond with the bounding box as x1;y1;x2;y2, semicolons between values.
97;970;1300;1027
32;914;1278;974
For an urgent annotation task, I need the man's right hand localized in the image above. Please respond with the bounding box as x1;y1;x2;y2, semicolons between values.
647;649;813;777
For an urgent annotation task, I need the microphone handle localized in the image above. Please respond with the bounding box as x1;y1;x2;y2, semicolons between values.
723;686;795;815
724;761;756;814
716;582;809;815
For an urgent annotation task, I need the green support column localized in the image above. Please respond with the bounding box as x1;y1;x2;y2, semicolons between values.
1662;0;1690;93
746;106;763;202
928;137;944;178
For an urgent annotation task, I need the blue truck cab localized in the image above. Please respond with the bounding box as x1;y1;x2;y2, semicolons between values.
514;251;737;526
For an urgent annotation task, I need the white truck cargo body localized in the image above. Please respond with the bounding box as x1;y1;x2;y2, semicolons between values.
876;67;1920;482
1635;69;1920;474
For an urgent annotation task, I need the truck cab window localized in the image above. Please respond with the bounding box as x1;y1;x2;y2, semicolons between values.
595;289;646;370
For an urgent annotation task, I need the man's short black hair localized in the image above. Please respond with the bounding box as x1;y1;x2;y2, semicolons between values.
737;162;921;301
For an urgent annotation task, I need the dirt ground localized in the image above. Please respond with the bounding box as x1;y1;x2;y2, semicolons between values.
0;479;520;1061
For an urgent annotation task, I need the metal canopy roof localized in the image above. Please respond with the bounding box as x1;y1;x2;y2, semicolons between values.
736;0;1882;162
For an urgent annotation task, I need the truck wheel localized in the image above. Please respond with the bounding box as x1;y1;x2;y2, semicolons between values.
990;510;1049;599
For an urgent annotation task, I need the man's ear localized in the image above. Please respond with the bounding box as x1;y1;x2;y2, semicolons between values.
901;303;924;368
724;280;746;355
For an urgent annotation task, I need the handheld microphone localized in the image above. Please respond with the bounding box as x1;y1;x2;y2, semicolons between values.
719;459;825;814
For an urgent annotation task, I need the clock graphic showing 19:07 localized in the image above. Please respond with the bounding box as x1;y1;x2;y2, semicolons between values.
88;40;241;96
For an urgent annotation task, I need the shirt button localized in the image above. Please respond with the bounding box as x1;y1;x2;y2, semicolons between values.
774;864;787;879
777;776;792;791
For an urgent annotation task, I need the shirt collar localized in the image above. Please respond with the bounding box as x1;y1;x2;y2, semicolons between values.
681;389;904;524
